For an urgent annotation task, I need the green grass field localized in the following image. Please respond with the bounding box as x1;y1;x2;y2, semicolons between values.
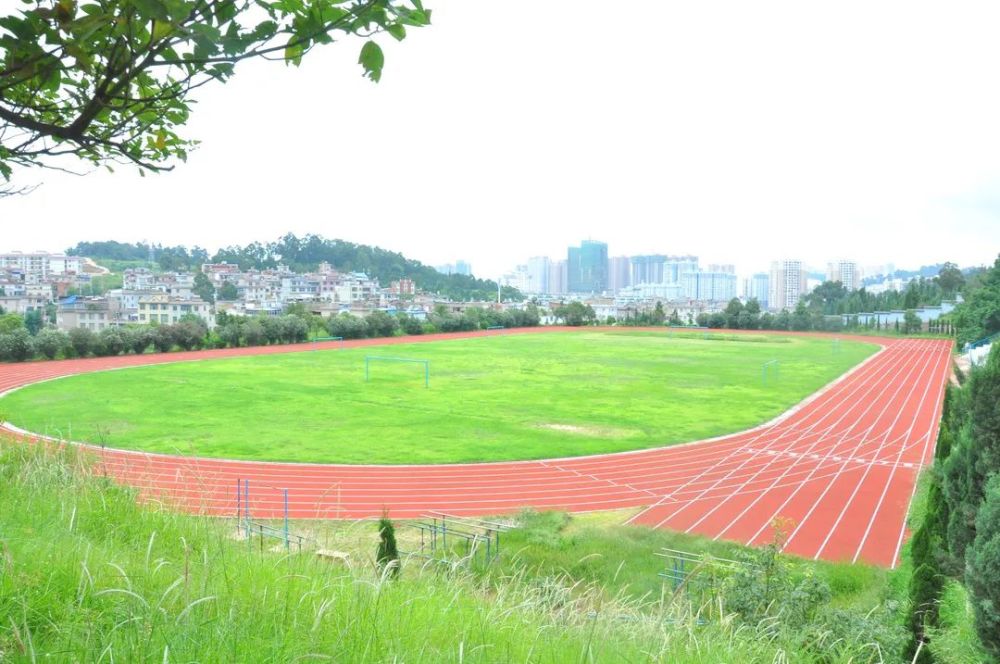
0;330;878;464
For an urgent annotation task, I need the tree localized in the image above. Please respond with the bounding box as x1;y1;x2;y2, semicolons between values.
150;325;175;353
192;272;216;305
97;326;126;356
218;281;239;301
365;310;399;338
23;309;44;335
123;326;152;354
0;313;24;334
937;262;965;297
33;327;68;359
903;310;923;335
327;313;368;339
67;326;95;357
554;301;595;327
724;298;743;329
0;0;430;185
652;301;666;325
376;513;400;579
967;475;1000;659
0;328;33;361
952;255;1000;346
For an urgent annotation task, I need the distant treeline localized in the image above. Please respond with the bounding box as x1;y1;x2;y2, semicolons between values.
0;306;542;363
66;235;522;302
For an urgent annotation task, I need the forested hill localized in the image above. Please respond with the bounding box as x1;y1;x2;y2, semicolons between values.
66;235;521;302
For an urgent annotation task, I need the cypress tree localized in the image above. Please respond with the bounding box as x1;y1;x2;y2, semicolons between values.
906;470;948;662
376;513;400;578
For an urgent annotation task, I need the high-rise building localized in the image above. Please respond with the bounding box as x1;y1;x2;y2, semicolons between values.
629;255;667;285
827;260;862;291
748;273;770;308
454;260;472;277
547;259;567;295
707;264;736;274
525;257;550;295
681;270;737;302
608;256;631;294
769;260;808;311
567;241;608;293
663;255;699;283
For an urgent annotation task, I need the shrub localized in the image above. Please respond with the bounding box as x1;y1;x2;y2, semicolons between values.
67;327;95;358
377;514;400;579
97;327;126;356
0;328;33;362
33;328;69;360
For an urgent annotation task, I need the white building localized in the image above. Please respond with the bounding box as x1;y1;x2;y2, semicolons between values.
827;260;862;291
137;294;214;327
769;260;808;311
526;256;550;295
681;270;737;302
0;252;82;279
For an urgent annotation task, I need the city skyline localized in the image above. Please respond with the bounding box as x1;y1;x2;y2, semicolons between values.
3;0;1000;279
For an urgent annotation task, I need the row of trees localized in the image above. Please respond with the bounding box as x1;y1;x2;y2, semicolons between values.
67;234;524;303
904;254;1000;662
0;305;543;362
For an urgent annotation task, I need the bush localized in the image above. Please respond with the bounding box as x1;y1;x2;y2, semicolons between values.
376;514;400;578
123;326;152;354
0;328;33;362
150;325;175;353
97;327;126;356
365;311;399;338
67;327;95;358
33;328;68;360
327;313;367;340
967;475;1000;659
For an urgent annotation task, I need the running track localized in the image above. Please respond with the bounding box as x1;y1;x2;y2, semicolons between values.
0;328;952;567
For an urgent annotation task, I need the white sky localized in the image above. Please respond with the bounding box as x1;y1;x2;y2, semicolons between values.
3;0;1000;280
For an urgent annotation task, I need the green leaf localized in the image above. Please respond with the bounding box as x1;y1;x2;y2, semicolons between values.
386;23;405;41
151;19;173;42
131;0;170;21
284;39;303;66
358;40;383;82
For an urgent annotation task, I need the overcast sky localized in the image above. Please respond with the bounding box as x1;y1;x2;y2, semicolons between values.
3;0;1000;279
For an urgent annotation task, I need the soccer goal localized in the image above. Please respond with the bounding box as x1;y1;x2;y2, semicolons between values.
365;355;430;388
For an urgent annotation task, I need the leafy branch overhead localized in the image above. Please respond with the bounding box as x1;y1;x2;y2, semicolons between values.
0;0;430;182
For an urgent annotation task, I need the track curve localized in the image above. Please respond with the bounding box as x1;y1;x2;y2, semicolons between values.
0;327;952;567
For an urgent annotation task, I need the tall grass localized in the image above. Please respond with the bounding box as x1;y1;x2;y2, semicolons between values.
0;441;904;662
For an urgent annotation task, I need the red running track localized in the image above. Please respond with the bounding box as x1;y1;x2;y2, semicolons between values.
0;328;952;567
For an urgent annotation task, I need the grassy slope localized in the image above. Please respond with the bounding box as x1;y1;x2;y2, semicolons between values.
0;440;907;663
0;331;877;464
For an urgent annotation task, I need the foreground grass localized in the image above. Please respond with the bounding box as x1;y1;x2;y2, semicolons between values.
0;440;911;662
0;330;876;463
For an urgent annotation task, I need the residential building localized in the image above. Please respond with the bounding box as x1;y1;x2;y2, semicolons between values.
567;240;608;293
827;260;862;291
389;279;416;296
769;260;808;311
56;296;127;331
707;264;736;274
618;282;684;301
630;255;667;285
547;259;567;295
747;273;769;308
137;294;213;327
608;256;631;294
0;252;82;279
526;256;550;295
663;255;699;283
681;270;738;302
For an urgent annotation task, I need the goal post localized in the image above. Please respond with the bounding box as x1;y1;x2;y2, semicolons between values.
364;355;430;388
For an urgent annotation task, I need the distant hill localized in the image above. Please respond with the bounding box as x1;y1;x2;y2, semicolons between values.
67;235;521;302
